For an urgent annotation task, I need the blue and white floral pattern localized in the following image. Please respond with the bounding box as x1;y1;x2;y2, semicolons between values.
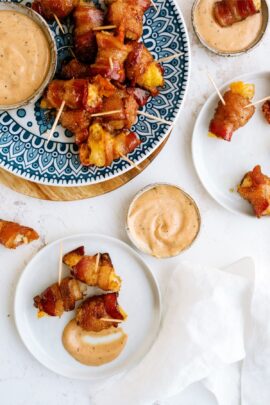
0;0;190;186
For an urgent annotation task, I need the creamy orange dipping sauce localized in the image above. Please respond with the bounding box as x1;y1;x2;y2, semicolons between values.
0;10;50;106
127;185;200;258
62;320;128;366
193;0;263;53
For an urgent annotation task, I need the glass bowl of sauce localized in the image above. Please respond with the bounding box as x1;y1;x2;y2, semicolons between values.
192;0;268;56
126;183;201;259
0;2;57;110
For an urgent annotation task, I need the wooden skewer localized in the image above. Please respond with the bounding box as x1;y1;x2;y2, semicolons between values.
151;0;158;11
207;73;226;106
244;95;270;108
47;100;66;142
54;14;65;35
58;241;63;286
158;52;183;63
90;109;122;118
100;318;123;323
109;57;114;70
93;25;116;31
69;48;77;60
120;153;141;171
94;253;100;274
138;111;172;125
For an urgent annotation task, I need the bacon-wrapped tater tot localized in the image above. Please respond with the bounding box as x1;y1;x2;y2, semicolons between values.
90;32;131;82
105;0;151;40
125;42;164;96
0;220;39;249
61;59;90;80
76;293;126;332
63;247;122;292
213;0;261;27
79;123;141;167
73;1;104;63
209;81;255;141
33;276;86;317
32;0;78;20
238;165;270;218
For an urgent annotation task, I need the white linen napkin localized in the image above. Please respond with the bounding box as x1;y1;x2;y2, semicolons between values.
91;259;254;405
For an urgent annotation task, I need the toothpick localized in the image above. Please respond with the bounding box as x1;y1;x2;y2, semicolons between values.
109;57;114;70
120;153;141;171
58;241;63;286
151;0;158;10
69;48;77;60
100;318;123;323
90;109;122;118
138;111;172;125
93;25;116;31
47;100;66;142
207;73;226;105
158;52;183;63
244;95;270;108
54;14;65;35
94;253;100;274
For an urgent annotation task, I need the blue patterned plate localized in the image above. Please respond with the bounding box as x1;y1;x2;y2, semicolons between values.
0;0;190;186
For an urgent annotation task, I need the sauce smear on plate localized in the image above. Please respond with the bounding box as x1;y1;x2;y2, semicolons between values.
62;320;128;366
0;10;50;106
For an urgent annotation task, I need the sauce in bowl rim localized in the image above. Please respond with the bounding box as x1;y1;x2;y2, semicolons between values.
0;2;57;110
191;0;269;57
126;183;201;259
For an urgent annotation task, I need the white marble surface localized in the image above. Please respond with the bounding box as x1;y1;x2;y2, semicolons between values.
1;1;270;404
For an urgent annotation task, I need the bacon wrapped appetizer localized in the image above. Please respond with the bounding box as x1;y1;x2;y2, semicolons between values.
79;122;141;167
126;42;164;96
90;32;131;82
73;1;104;63
61;59;90;80
41;75;115;112
105;0;151;40
238;165;270;218
0;220;39;249
63;246;122;292
209;81;255;141
76;293;126;332
32;0;78;20
60;110;90;144
213;0;261;27
34;277;86;317
262;100;270;124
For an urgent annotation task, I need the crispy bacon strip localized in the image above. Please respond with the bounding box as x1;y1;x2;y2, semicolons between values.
79;123;141;167
238;165;270;218
76;293;125;332
105;0;151;40
90;32;131;82
209;82;255;141
213;0;260;27
0;220;39;249
33;276;86;317
63;247;122;291
73;2;104;63
126;42;164;96
32;0;78;20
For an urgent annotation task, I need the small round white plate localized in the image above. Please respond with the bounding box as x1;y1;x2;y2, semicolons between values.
192;71;270;216
14;233;161;380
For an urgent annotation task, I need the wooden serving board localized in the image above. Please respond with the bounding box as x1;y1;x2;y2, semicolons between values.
0;135;169;201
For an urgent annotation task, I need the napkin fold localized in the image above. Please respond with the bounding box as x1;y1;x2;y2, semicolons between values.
92;259;254;405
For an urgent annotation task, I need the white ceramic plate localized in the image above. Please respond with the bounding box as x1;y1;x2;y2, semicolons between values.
192;71;270;217
14;234;161;380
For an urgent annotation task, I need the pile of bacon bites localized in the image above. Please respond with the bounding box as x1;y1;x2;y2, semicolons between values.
32;0;165;167
34;246;127;333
